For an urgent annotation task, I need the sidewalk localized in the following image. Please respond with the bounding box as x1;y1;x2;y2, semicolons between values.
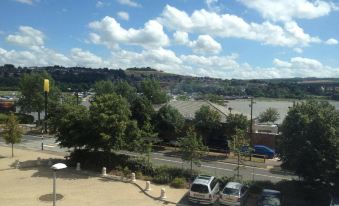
0;146;187;206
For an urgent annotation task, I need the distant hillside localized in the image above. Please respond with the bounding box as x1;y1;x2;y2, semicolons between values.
0;64;338;100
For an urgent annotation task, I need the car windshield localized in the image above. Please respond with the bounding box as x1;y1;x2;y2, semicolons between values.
261;197;281;206
191;184;209;194
223;187;239;195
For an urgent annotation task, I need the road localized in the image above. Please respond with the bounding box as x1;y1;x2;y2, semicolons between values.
0;134;296;182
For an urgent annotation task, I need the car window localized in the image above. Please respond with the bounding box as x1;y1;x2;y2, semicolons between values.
223;187;239;195
191;184;209;194
262;196;281;206
210;178;218;190
240;186;247;194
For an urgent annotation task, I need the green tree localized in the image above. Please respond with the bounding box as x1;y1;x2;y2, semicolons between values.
18;71;59;122
2;113;22;157
90;93;131;151
93;80;114;96
258;107;280;123
179;127;208;175
231;128;250;180
113;80;137;103
155;105;184;141
226;113;249;137
55;105;93;149
194;105;221;144
140;79;168;104
279;100;339;185
131;96;155;127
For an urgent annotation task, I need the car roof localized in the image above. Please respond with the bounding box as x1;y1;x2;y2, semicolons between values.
225;182;242;190
193;175;214;186
262;189;281;195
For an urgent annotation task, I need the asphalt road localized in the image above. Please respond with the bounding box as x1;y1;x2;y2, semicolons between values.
0;135;296;182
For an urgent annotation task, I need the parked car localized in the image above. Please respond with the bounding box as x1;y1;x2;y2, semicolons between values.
330;195;339;206
219;182;249;206
257;189;281;206
241;145;275;159
188;175;220;204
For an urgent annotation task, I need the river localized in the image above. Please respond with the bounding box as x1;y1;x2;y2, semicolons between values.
226;99;339;124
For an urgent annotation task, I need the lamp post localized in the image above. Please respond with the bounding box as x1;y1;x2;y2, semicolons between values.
44;79;49;133
51;163;67;206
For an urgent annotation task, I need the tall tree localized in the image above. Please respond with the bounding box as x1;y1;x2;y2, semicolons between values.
131;96;155;128
90;93;131;151
179;127;208;175
2;113;22;157
55;105;93;149
113;80;137;103
258;107;280;123
231;128;250;180
93;80;114;96
279;100;339;185
194;105;221;144
226;113;249;136
18;71;59;121
155;105;184;141
140;79;168;104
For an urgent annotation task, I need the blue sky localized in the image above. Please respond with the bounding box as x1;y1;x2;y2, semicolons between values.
0;0;339;79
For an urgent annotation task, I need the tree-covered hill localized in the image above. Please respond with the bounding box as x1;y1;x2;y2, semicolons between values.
0;64;338;100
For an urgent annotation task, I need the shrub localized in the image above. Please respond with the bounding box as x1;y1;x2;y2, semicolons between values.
153;172;172;184
0;113;8;124
15;113;34;124
171;177;187;188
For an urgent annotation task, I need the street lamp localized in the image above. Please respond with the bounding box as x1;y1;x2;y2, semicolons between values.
51;163;67;206
44;79;49;133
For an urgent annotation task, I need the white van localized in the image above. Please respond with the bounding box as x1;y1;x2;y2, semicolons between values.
188;175;220;204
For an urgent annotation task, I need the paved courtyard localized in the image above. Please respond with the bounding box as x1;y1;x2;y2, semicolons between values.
0;146;188;206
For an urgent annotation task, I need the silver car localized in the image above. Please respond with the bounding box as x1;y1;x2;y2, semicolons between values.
188;175;220;204
219;182;249;206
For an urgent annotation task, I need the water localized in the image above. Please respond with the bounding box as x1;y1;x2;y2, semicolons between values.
226;99;339;124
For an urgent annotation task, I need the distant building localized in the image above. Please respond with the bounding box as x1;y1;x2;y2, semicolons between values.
154;100;244;122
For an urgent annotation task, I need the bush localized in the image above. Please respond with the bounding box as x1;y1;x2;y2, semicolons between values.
0;113;34;124
171;177;187;188
0;113;8;124
15;113;34;124
153;172;172;184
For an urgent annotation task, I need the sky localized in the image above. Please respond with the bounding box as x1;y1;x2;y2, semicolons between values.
0;0;339;79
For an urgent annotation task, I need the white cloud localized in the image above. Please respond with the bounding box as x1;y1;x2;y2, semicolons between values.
6;26;45;48
238;0;336;22
0;47;71;67
117;0;141;7
173;32;222;54
89;16;169;49
159;5;321;48
173;31;189;45
15;0;38;5
70;48;109;68
117;11;129;21
96;1;110;8
190;35;222;54
325;38;338;45
205;0;221;13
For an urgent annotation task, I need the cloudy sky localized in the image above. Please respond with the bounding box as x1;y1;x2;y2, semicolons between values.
1;0;339;79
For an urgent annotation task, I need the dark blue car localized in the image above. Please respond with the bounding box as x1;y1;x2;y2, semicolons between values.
241;145;275;159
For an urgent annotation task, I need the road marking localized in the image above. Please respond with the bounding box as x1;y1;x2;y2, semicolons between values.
215;161;269;171
153;157;291;180
252;173;292;180
44;145;56;148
